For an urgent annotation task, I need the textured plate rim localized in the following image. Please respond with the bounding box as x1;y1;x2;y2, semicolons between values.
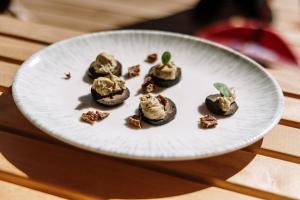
12;30;284;161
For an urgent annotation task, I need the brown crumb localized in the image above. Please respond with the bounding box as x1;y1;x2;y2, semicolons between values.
128;115;142;128
81;110;109;124
156;95;170;110
128;64;140;77
64;72;71;80
141;76;155;93
145;53;157;63
200;114;218;128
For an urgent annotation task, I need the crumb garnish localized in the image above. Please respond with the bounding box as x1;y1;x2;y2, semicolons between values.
200;114;218;128
156;95;170;111
128;64;140;77
145;53;157;63
64;72;71;80
128;115;142;128
81;110;109;124
141;76;155;93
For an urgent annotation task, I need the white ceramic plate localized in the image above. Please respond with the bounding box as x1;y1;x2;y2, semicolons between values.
13;30;284;160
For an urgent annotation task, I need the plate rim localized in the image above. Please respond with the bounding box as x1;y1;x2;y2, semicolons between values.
12;29;284;161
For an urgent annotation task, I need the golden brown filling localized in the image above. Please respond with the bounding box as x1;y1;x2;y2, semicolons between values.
92;74;125;96
152;61;177;80
140;94;166;120
92;52;118;74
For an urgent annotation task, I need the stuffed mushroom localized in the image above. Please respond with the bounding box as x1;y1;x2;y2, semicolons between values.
205;83;238;116
139;94;176;125
88;52;122;79
149;51;181;87
91;73;129;106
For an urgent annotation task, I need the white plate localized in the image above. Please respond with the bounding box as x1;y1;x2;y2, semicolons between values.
13;30;284;161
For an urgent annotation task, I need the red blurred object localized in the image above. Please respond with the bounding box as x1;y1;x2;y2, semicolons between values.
195;20;299;67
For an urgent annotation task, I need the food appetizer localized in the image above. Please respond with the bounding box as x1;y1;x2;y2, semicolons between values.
91;72;130;106
149;51;181;87
205;83;238;116
139;94;176;125
88;52;122;79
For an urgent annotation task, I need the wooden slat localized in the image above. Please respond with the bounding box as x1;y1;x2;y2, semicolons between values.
268;68;300;99
253;125;300;158
272;0;299;14
142;153;300;199
13;8;118;32
0;35;45;62
0;180;64;200
0;130;258;200
0;16;82;44
14;0;144;31
281;96;300;128
35;0;189;20
0;61;19;88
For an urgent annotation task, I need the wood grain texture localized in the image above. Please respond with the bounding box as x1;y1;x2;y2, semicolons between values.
12;0;198;31
0;16;82;44
0;35;45;61
268;68;300;98
0;61;19;87
0;180;64;200
0;130;258;200
282;97;300;128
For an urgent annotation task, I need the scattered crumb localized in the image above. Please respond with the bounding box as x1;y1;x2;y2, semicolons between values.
200;114;218;128
156;95;169;110
64;72;71;80
81;110;109;124
128;115;142;128
145;53;157;63
128;64;140;77
142;76;155;93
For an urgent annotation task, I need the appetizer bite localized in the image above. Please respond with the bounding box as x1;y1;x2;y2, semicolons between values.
139;94;176;125
205;83;238;116
91;72;130;106
88;52;122;79
149;51;181;87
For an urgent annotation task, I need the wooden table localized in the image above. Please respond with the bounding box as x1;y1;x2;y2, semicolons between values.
0;0;300;199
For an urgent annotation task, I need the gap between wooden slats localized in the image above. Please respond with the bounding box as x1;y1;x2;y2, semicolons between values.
0;129;295;200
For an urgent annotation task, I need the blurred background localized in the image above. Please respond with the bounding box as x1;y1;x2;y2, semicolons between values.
0;0;299;67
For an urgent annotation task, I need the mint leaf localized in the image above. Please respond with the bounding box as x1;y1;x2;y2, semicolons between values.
213;82;231;97
161;51;171;65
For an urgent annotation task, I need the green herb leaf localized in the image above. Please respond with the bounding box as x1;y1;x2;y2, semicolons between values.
213;82;231;97
161;51;171;65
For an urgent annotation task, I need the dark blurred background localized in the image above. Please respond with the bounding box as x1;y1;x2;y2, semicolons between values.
0;0;272;32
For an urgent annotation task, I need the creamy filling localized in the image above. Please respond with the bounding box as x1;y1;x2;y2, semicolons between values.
92;52;118;74
92;74;125;96
217;88;236;112
152;61;177;80
140;94;166;120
